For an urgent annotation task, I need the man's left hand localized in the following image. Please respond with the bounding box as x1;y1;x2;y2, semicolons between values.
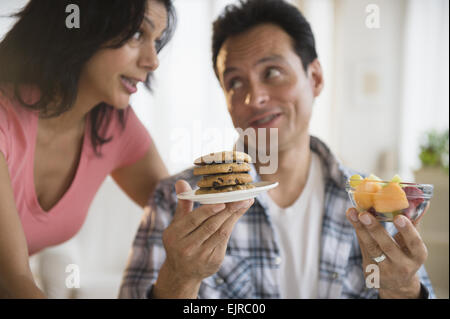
346;207;428;298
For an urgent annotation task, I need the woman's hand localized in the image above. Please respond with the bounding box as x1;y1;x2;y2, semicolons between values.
153;180;254;298
346;207;428;298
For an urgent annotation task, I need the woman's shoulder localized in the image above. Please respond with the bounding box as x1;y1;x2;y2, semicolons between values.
0;84;37;124
0;86;15;157
107;105;147;138
0;86;14;125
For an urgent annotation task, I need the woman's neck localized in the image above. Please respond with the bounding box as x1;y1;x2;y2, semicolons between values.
39;88;99;134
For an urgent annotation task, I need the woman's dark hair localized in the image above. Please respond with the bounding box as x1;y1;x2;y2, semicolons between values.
212;0;317;76
0;0;176;156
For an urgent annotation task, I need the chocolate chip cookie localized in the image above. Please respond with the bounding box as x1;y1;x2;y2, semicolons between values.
193;162;251;176
193;151;254;195
194;151;252;165
197;173;253;188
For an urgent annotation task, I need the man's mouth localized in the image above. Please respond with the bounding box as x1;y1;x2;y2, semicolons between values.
249;112;283;127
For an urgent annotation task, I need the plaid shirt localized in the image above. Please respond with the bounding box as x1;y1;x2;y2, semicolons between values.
118;136;435;299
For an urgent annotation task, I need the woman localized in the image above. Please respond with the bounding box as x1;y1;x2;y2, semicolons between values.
0;0;175;298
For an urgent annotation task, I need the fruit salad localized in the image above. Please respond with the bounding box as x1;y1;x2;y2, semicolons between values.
346;174;433;222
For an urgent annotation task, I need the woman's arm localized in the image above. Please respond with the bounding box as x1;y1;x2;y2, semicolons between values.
0;152;46;298
111;145;169;209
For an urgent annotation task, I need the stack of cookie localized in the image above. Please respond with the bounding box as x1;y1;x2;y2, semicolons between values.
194;151;255;195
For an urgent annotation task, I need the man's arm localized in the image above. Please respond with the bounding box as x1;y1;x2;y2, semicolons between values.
118;202;167;299
118;179;254;299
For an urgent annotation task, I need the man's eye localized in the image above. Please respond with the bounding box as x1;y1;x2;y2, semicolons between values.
229;79;243;90
266;68;281;78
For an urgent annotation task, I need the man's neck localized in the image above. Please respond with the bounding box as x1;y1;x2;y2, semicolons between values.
255;134;312;208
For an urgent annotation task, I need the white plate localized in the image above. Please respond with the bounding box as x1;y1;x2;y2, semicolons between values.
177;181;279;204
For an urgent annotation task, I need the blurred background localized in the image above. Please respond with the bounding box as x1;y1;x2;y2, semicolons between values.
1;0;448;298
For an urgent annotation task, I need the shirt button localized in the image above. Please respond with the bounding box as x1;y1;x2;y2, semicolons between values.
274;257;282;265
215;277;224;285
332;272;339;280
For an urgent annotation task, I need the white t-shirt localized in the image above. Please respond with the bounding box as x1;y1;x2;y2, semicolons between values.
265;152;325;298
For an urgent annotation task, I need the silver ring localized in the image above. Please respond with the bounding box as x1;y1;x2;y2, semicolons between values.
372;253;386;263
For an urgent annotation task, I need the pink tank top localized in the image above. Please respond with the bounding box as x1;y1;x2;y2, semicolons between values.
0;86;151;255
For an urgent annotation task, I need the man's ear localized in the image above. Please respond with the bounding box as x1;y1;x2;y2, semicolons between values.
308;59;324;97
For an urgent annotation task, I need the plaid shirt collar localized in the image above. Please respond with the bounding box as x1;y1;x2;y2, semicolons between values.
248;135;351;219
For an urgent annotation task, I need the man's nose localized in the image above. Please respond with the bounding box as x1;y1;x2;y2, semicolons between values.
139;43;159;72
244;83;269;107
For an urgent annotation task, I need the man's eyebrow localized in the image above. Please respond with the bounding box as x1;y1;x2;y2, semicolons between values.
143;16;155;30
222;55;284;78
223;67;238;78
254;55;284;66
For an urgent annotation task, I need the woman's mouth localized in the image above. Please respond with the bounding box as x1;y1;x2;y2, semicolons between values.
120;75;138;94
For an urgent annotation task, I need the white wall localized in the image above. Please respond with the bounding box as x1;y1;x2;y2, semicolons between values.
296;0;337;152
399;0;449;180
0;0;27;37
331;0;407;179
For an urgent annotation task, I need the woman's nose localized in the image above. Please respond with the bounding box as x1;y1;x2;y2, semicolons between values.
139;43;159;71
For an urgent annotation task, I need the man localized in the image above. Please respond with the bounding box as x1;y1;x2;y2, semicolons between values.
119;0;434;299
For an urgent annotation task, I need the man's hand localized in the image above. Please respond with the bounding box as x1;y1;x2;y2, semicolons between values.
346;207;428;298
153;180;254;298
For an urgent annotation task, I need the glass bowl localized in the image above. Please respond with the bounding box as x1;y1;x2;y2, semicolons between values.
345;179;433;222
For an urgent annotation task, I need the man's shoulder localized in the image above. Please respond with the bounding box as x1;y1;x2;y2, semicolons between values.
157;167;199;190
150;167;200;209
310;136;366;190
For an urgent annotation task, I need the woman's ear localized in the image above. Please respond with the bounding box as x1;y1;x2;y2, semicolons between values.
308;59;324;97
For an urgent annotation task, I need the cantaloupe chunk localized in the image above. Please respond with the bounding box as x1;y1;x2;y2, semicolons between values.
373;182;409;213
354;179;382;210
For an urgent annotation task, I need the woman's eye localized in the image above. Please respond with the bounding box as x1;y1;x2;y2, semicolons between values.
132;30;144;41
155;39;162;51
266;68;281;78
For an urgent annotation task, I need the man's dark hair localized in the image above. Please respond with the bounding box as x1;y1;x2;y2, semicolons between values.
0;0;176;156
212;0;317;76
